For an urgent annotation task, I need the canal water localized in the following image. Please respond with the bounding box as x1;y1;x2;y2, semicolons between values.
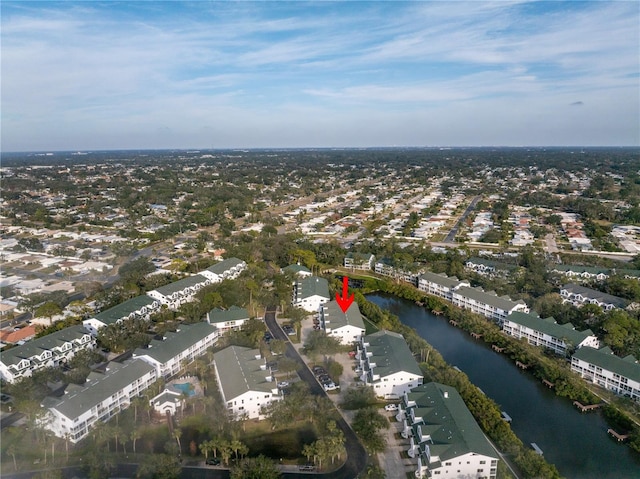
367;293;640;479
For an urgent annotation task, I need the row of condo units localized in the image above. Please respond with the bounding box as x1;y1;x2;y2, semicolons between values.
83;257;246;334
1;301;280;443
364;255;639;401
40;333;280;444
350;312;500;478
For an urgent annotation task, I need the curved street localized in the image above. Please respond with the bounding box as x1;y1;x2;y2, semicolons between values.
264;307;368;479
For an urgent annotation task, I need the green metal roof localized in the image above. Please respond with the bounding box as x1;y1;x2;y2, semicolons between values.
406;382;496;462
553;265;610;275
205;257;245;275
322;300;365;331
418;272;463;289
295;276;330;301
455;286;526;311
282;264;312;275
94;295;157;325
42;359;156;419
573;347;640;383
467;257;517;271
1;325;92;367
507;311;594;346
213;345;276;401
207;305;249;324
153;274;209;296
133;322;218;364
364;330;422;378
561;283;628;309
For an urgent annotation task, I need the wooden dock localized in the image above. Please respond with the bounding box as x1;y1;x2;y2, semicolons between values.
432;310;443;316
501;411;512;423
491;344;505;353
515;360;530;370
573;401;601;412
542;379;554;389
607;429;629;442
470;332;482;339
531;443;543;455
449;320;458;326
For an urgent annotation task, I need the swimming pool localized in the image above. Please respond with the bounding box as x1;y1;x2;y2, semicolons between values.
172;382;196;397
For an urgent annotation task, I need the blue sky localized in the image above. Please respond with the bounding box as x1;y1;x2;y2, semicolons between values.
2;1;638;151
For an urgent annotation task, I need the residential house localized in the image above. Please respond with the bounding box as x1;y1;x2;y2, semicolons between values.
320;300;366;346
212;345;281;419
503;311;599;356
292;276;330;313
357;330;423;399
132;322;219;379
0;325;95;383
560;284;629;311
397;382;499;479
83;295;161;335
42;359;157;443
150;388;184;416
344;252;375;271
571;347;640;401
0;324;37;344
551;265;610;282
206;306;250;332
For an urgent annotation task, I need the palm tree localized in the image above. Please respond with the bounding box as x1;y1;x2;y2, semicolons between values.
208;435;223;459
219;440;232;466
230;438;244;462
7;443;17;470
302;443;315;465
130;429;142;454
199;440;211;459
174;428;182;453
64;432;71;461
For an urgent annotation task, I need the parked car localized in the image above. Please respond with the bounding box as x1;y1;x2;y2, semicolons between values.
278;381;290;389
299;464;315;471
384;403;399;411
206;457;221;466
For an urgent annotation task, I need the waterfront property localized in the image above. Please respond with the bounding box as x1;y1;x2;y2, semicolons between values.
451;286;529;326
292;275;330;313
502;311;600;356
212;345;281;419
132;322;219;378
571;346;640;401
417;272;470;300
206;305;250;332
83;294;161;335
397;382;498;479
465;257;517;278
320;300;366;345
357;330;423;399
41;359;157;443
0;325;95;383
344;252;375;270
559;283;629;311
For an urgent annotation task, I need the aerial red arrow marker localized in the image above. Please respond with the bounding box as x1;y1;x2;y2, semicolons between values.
336;276;354;313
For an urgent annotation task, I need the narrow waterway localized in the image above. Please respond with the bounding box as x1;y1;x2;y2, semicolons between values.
367;293;640;479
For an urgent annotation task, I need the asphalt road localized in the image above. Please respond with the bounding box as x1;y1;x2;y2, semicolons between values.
443;195;481;243
264;307;368;479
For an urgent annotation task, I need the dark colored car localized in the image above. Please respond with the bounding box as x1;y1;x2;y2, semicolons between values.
206;457;221;466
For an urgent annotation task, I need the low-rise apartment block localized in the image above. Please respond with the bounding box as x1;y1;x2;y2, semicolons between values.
320;300;366;346
560;284;629;311
344;252;375;271
147;274;212;309
213;345;281;419
357;330;423;399
0;325;95;383
83;294;161;335
292;276;330;313
503;311;599;355
417;272;470;300
132;322;219;378
398;382;498;479
206;305;250;332
199;257;247;282
571;347;640;401
42;359;157;443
